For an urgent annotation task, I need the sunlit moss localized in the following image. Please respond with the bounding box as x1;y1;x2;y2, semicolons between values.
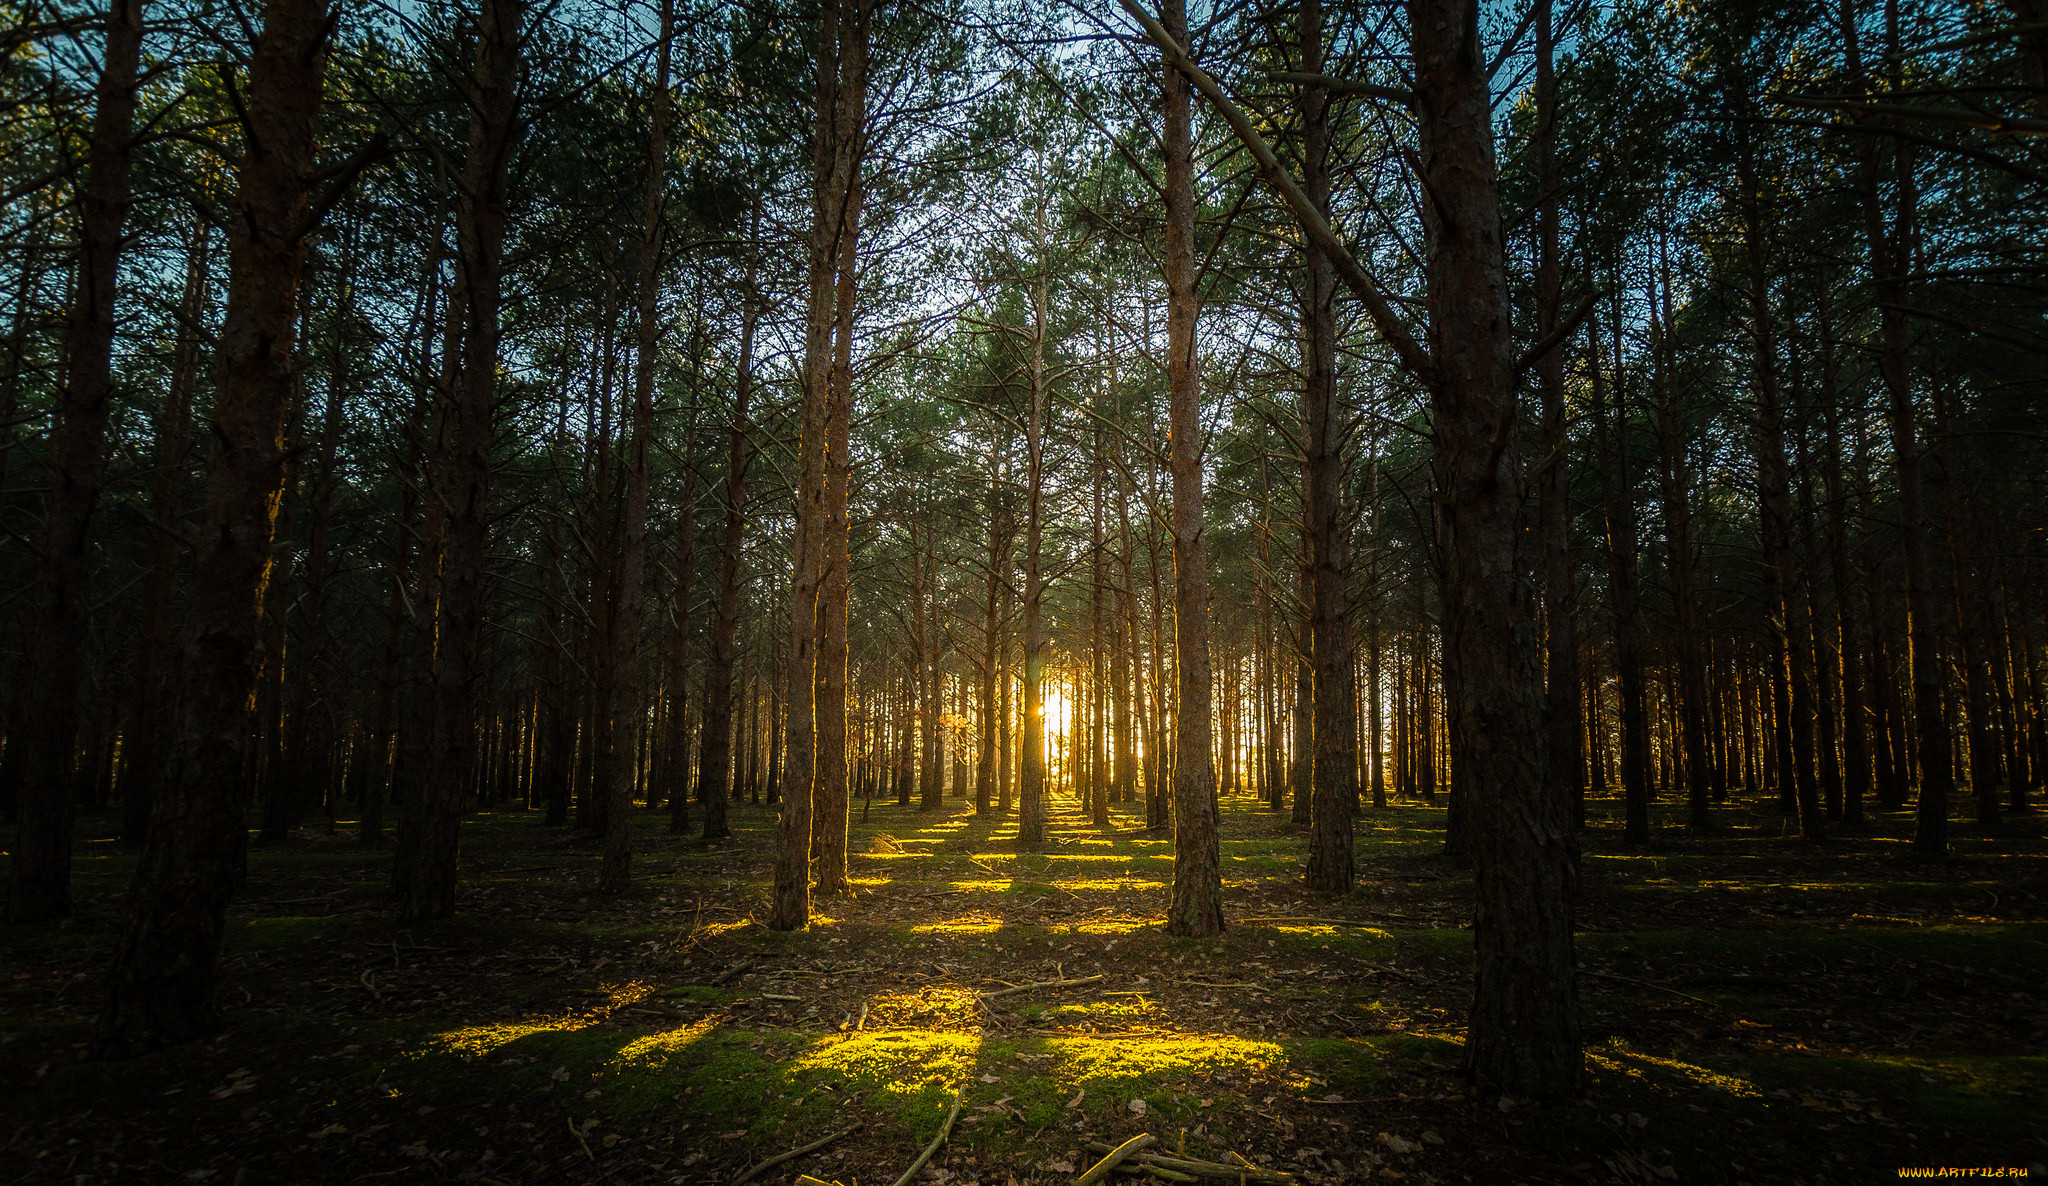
615;1018;721;1064
912;913;1005;935
864;987;982;1028
430;1020;588;1059
947;879;1015;893
1049;997;1161;1021
848;876;892;887
1071;917;1153;934
1047;1034;1283;1083
791;1030;978;1095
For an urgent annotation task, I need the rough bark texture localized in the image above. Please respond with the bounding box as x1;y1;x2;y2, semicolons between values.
1299;0;1356;893
814;1;867;897
397;0;520;921
1410;0;1579;1099
773;0;858;930
97;0;327;1054
1158;0;1223;939
7;0;145;924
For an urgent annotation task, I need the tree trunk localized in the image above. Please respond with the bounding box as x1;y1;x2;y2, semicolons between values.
1410;0;1578;1099
7;0;145;924
1299;0;1356;892
1534;0;1583;834
697;251;757;842
600;0;673;894
1017;272;1050;846
97;0;328;1052
396;0;519;922
1156;0;1222;938
815;3;867;895
123;216;212;846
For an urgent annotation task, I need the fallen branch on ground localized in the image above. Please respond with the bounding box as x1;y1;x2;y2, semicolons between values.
731;1124;860;1186
1084;1142;1297;1184
1077;1133;1156;1186
980;975;1105;999
890;1083;966;1186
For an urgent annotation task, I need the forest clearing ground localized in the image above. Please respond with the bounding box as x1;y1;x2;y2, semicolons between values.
3;790;2047;1185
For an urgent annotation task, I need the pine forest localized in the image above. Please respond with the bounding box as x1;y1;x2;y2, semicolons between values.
2;0;2046;1181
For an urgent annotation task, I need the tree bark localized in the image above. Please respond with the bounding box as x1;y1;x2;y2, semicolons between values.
600;0;673;894
97;0;328;1052
697;250;757;842
1534;0;1583;833
398;0;521;921
7;0;145;924
1157;0;1222;938
815;0;868;896
1410;0;1578;1098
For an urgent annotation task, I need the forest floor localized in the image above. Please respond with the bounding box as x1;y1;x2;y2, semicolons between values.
3;788;2046;1186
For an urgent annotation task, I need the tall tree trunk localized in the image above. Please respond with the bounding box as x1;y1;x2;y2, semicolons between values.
398;0;521;921
97;0;328;1052
773;0;860;929
815;1;868;895
6;0;145;924
1845;0;1952;852
1736;136;1824;842
1017;272;1050;845
1650;232;1711;830
697;251;757;842
1410;0;1578;1098
1156;0;1222;938
600;0;673;893
1593;298;1651;845
123;216;212;846
1534;0;1583;834
1299;0;1355;892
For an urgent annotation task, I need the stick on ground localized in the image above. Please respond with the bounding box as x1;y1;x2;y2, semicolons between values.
980;974;1106;999
890;1082;966;1186
731;1124;860;1186
1076;1132;1157;1186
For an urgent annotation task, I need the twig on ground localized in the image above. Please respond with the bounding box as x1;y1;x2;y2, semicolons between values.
980;974;1106;999
730;1124;860;1186
568;1118;595;1162
890;1082;966;1186
711;958;757;986
1077;1133;1157;1186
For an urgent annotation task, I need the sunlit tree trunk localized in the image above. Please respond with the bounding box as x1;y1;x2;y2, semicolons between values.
1157;0;1222;937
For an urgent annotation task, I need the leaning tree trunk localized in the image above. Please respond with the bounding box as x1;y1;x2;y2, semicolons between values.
97;0;328;1053
398;0;520;921
1157;0;1223;938
6;0;145;924
601;0;673;894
